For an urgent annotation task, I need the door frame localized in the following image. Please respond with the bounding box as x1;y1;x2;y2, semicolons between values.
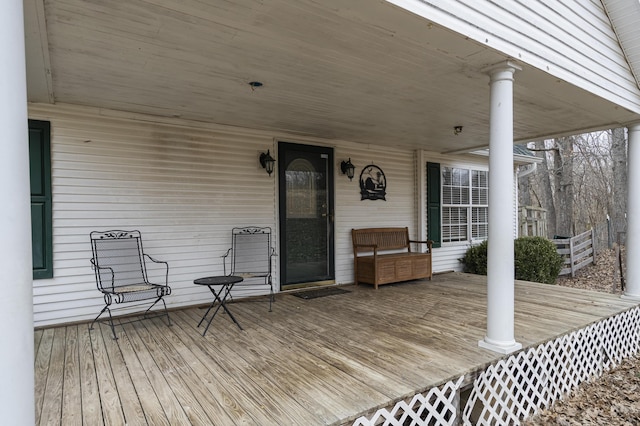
277;141;335;290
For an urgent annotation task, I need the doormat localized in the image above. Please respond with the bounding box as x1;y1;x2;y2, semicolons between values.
291;287;350;300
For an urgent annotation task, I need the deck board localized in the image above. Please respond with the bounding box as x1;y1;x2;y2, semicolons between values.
107;321;169;426
98;322;148;425
34;328;53;425
216;309;360;422
139;316;265;425
178;309;341;425
121;319;192;425
34;272;639;425
38;327;65;426
61;325;81;426
77;324;103;425
129;319;219;425
170;310;309;425
89;322;126;425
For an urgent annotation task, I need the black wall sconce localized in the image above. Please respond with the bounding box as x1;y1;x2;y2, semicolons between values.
259;150;276;176
340;158;356;181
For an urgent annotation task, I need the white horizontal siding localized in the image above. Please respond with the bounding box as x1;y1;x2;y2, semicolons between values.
433;243;469;273
30;103;280;326
602;0;640;86
334;144;417;284
29;103;420;326
388;0;640;113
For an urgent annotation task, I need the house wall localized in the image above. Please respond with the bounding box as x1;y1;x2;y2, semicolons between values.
388;0;640;113
28;103;419;327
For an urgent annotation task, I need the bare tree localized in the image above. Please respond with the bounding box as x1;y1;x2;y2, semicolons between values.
520;129;626;251
534;139;557;238
519;129;627;250
611;127;627;239
572;132;611;230
553;136;575;237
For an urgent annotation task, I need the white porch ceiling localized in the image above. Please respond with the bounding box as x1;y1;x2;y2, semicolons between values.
24;0;640;153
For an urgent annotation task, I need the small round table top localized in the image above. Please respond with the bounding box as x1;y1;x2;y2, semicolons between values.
194;275;244;286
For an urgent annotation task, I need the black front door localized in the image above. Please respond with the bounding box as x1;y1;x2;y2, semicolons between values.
278;142;335;289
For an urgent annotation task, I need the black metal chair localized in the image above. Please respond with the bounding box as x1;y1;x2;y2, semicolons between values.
222;226;276;311
89;230;172;339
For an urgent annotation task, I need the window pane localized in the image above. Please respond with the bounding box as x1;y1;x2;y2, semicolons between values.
442;167;469;205
472;170;488;205
453;168;469;186
442;207;468;242
442;168;452;185
472;188;488;205
472;170;488;187
472;207;488;239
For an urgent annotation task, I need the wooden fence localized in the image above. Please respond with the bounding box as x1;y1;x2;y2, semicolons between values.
553;229;595;277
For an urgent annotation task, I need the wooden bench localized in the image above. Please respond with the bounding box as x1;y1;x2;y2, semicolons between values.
352;227;433;289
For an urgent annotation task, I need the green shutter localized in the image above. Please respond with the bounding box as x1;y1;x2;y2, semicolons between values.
427;162;441;248
29;120;53;279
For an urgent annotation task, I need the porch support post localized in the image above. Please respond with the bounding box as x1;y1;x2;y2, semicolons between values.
479;61;523;355
0;0;35;424
623;123;640;299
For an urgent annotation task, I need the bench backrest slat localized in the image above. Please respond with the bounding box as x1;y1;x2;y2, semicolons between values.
352;227;410;253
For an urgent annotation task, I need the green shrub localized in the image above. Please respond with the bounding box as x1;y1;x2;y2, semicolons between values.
514;236;563;284
461;240;488;275
461;237;563;284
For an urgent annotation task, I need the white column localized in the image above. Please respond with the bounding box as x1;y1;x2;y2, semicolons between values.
624;123;640;299
0;0;35;424
479;61;523;354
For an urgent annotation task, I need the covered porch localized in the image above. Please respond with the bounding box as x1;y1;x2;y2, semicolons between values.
35;273;638;425
6;1;640;423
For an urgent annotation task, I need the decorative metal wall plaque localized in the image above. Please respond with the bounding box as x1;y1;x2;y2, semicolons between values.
359;164;386;200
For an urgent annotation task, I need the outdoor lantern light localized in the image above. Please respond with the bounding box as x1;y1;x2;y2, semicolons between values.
259;150;276;176
340;158;356;181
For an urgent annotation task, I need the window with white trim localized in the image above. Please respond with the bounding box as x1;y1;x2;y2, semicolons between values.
442;167;488;243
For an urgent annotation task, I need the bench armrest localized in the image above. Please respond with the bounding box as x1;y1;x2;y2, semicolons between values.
353;243;378;255
409;239;434;252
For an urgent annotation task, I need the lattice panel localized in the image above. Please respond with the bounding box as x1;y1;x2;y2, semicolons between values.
463;306;640;425
353;376;464;426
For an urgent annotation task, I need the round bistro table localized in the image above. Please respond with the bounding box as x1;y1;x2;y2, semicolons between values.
193;275;244;335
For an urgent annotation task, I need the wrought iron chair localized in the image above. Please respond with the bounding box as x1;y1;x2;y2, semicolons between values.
89;230;172;339
222;226;276;311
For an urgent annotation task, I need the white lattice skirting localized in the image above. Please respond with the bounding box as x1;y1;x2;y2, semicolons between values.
353;306;640;426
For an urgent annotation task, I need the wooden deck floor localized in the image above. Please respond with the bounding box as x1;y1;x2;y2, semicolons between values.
34;272;638;425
